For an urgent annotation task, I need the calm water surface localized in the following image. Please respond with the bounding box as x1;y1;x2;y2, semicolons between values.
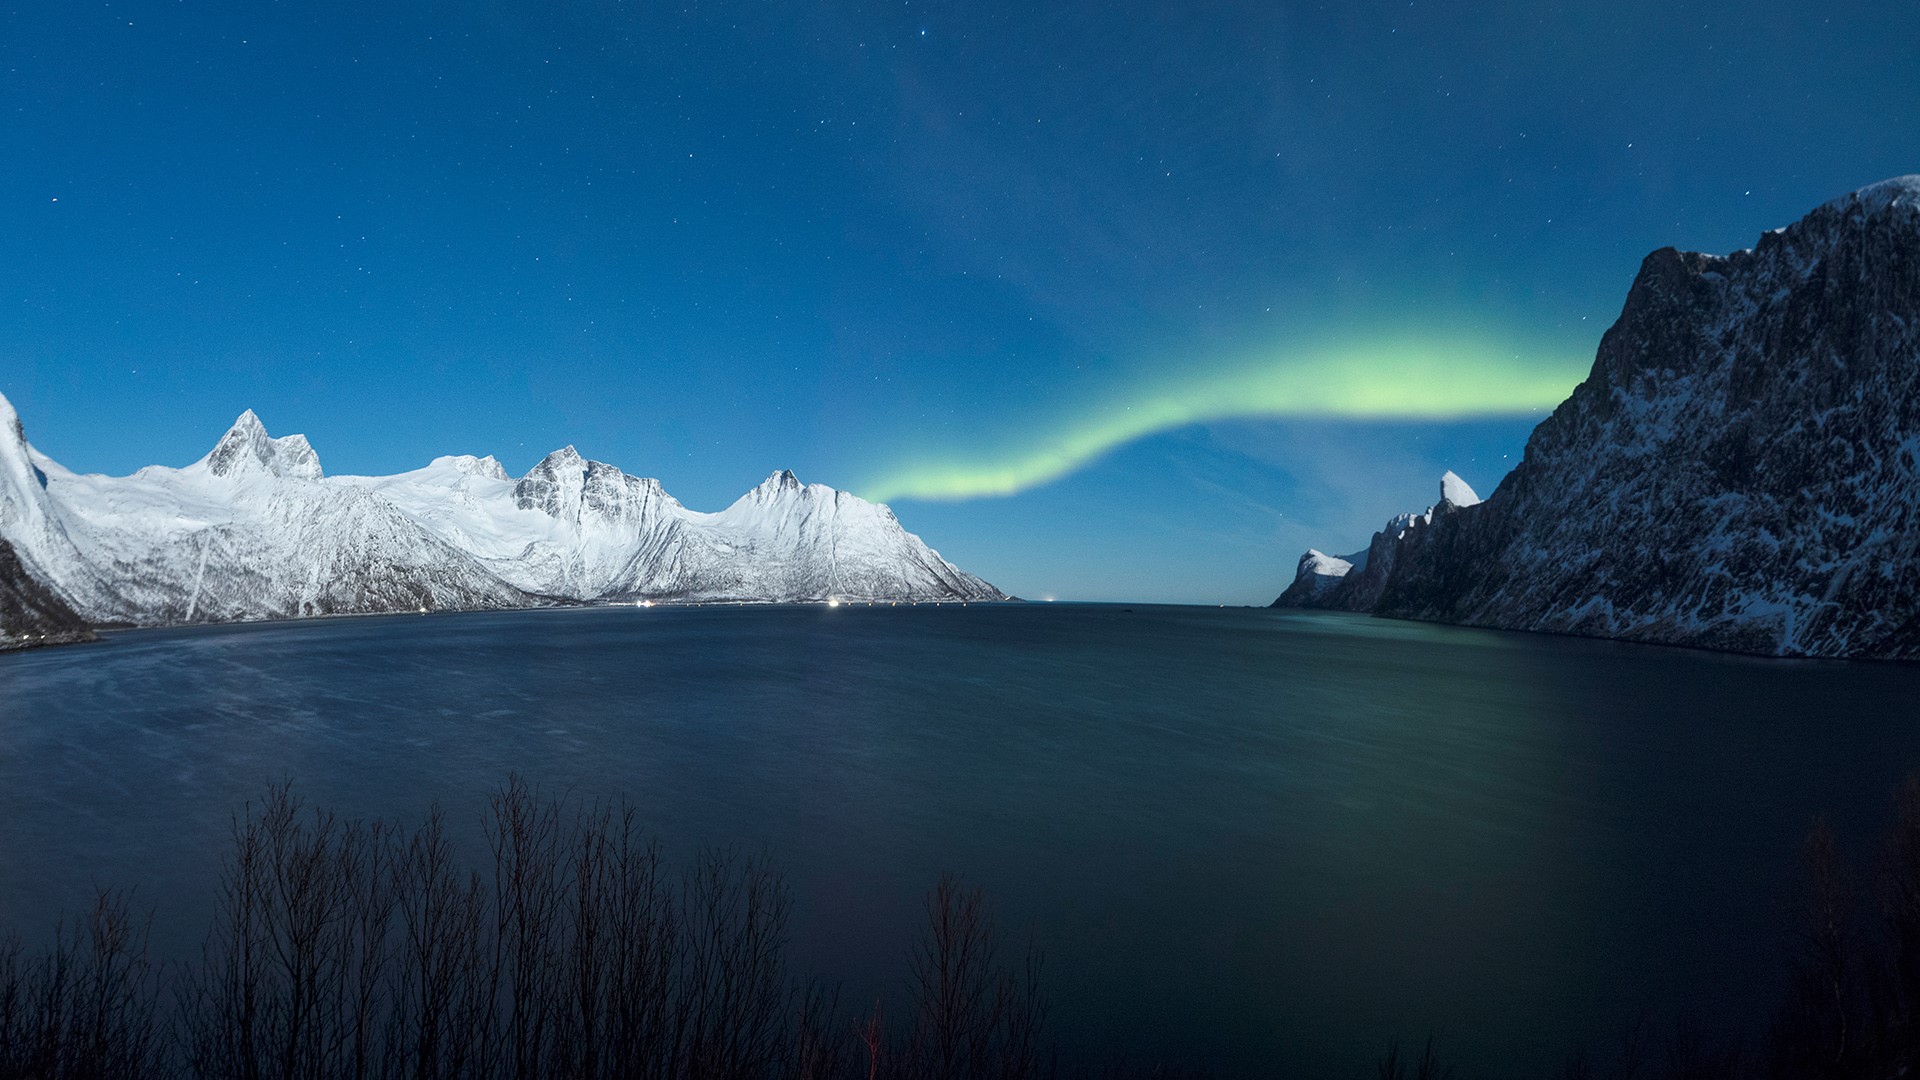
2;604;1917;1078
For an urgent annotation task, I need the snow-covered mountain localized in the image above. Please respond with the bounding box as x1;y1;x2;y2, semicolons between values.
1275;176;1920;659
0;395;1004;633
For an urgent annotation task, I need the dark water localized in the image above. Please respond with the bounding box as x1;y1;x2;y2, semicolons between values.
2;604;1918;1077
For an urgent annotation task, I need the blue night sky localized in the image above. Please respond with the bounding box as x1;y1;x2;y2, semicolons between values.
2;1;1914;602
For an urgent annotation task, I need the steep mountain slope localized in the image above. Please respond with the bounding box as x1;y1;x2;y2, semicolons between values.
1275;176;1920;659
0;397;1005;633
0;393;121;618
0;537;95;649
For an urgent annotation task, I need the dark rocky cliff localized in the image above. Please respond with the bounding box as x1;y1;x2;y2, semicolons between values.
1276;176;1920;659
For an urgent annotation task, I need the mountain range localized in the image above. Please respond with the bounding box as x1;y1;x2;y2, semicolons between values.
1276;175;1920;659
0;395;1003;649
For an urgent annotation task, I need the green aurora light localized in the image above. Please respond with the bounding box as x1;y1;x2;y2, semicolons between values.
861;335;1591;502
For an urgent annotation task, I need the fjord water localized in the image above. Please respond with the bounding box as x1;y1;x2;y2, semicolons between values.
2;605;1917;1077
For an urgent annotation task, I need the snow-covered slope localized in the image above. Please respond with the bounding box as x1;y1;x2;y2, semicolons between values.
1276;176;1920;659
36;414;541;625
1276;549;1363;603
1439;470;1480;508
0;397;1005;631
654;469;1000;602
344;450;999;604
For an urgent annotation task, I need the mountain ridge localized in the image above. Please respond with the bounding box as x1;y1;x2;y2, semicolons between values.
0;395;1006;636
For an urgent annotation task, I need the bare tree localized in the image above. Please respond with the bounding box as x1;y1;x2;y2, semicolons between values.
676;848;791;1079
487;776;563;1080
390;803;492;1080
1770;820;1866;1080
5;783;1106;1080
0;890;160;1080
906;875;1050;1080
1375;1036;1450;1080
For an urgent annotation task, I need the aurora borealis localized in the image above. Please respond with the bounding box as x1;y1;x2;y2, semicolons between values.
3;1;1915;601
862;334;1588;502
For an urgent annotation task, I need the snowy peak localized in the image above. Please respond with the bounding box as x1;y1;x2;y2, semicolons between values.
513;446;677;528
203;410;323;480
727;469;826;515
513;446;589;516
753;469;806;498
0;392;36;491
0;393;56;542
1439;471;1481;509
0;392;23;452
1817;174;1920;217
523;445;586;481
432;455;510;482
1302;550;1353;576
0;391;85;598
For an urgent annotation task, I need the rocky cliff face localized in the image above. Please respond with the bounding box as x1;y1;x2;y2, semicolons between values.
1274;471;1479;612
1276;176;1920;659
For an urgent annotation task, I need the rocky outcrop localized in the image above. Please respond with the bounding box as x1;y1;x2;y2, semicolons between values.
1273;472;1478;611
0;537;95;649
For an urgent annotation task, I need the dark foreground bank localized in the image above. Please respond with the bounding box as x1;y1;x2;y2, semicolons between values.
0;779;1200;1080
10;779;1920;1080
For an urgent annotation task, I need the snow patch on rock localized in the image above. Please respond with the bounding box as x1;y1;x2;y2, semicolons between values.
1440;470;1481;508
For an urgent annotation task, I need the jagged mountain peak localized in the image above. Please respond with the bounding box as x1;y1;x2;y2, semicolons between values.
1439;471;1480;508
757;469;804;494
203;410;323;481
512;446;679;525
526;445;586;477
730;470;850;520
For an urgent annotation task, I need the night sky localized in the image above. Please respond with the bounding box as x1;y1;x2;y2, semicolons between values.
4;1;1915;602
